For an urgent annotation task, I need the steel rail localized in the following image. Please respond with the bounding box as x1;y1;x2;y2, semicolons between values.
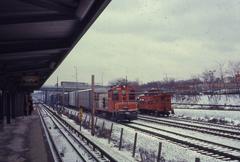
39;107;90;162
170;115;240;131
138;116;240;140
37;106;63;162
41;107;101;162
42;104;118;162
122;122;240;161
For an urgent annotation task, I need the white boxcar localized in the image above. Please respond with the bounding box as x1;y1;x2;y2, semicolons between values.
69;91;77;107
73;88;108;110
77;89;91;109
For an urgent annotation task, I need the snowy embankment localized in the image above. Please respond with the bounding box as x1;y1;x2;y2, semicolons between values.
62;107;226;162
173;94;240;107
175;109;240;126
173;94;240;126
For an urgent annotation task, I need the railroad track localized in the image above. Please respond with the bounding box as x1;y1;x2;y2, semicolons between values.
123;121;240;161
38;106;63;162
170;115;240;131
39;107;102;162
39;104;117;162
47;105;240;160
138;115;240;140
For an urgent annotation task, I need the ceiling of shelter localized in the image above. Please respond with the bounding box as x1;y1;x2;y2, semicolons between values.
0;0;110;91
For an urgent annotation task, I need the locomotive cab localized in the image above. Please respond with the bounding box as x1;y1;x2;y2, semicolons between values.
108;85;138;121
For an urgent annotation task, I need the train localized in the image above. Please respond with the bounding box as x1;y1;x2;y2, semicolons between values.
48;86;173;121
137;89;174;116
49;85;138;121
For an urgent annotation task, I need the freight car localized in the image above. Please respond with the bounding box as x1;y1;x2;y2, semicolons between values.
138;89;174;116
49;93;63;108
57;85;138;121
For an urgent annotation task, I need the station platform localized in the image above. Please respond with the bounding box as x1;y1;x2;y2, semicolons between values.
0;108;53;162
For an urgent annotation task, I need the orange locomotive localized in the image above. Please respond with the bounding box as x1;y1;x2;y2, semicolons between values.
96;85;138;121
64;85;138;121
138;89;174;116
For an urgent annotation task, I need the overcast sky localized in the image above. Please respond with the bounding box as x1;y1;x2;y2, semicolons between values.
45;0;240;85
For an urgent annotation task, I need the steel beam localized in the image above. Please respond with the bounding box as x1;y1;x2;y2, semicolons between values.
0;90;3;123
19;0;76;14
6;92;11;124
11;93;15;119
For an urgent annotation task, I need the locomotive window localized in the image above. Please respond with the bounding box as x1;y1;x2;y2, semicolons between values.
122;90;126;96
112;91;119;101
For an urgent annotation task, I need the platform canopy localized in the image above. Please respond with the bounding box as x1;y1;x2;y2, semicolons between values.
0;0;110;92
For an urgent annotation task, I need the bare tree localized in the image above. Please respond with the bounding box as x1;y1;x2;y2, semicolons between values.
108;78;127;86
216;62;227;90
202;69;216;93
228;61;240;77
228;61;240;92
108;78;140;90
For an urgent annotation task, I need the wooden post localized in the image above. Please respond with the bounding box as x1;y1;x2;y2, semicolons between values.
119;128;123;150
62;87;64;111
101;121;105;133
91;75;95;136
88;115;91;128
94;117;98;127
79;108;83;131
80;121;82;131
108;123;113;144
157;142;162;162
132;132;138;157
195;158;200;162
83;114;87;124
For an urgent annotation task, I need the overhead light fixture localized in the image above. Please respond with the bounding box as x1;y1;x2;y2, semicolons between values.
21;75;39;86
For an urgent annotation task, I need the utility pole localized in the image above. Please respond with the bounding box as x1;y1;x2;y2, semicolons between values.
101;72;104;86
91;75;95;136
62;85;64;111
125;75;128;106
74;66;78;108
125;75;128;86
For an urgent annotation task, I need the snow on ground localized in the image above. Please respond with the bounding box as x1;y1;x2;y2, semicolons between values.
175;109;240;126
59;107;229;162
61;114;135;162
172;94;240;126
173;94;240;106
133;119;240;151
40;108;87;162
140;115;240;134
